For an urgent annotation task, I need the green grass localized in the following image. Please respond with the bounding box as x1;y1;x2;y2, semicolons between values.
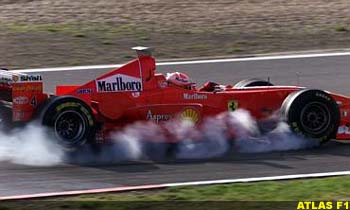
0;22;144;37
1;19;350;69
226;47;244;54
335;25;348;32
62;176;350;201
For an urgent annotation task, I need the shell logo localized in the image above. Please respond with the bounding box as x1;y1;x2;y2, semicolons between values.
12;75;19;82
180;108;199;123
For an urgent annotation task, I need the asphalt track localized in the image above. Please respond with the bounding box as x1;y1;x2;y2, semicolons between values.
19;52;350;95
2;52;350;197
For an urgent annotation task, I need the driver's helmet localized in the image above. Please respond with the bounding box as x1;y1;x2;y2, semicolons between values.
166;72;193;89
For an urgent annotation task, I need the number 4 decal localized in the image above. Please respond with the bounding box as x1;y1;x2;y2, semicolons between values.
31;96;37;107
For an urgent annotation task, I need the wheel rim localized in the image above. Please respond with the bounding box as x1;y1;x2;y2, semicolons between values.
54;110;86;145
300;102;331;135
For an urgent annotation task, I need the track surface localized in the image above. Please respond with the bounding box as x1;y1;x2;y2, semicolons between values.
2;53;350;197
35;54;350;95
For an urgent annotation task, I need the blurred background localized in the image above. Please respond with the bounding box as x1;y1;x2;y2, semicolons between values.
0;0;349;69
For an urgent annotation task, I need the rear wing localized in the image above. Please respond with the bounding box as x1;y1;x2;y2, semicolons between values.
0;70;48;122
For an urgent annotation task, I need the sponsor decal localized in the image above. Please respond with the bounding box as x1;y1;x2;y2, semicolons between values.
228;100;238;111
180;108;199;123
13;111;25;121
80;106;94;126
337;125;350;135
96;74;142;92
13;85;42;91
183;93;207;100
13;96;29;105
146;110;171;123
56;102;80;112
159;81;168;88
76;88;93;94
315;92;331;101
0;77;13;85
132;92;141;98
16;74;43;83
12;75;19;82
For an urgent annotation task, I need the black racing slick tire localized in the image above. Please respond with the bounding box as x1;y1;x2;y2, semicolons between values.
281;89;340;143
234;79;274;88
0;102;13;131
40;96;95;150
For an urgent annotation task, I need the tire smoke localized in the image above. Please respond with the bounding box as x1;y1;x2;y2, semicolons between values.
0;124;64;166
0;109;320;166
69;122;161;164
234;119;320;153
175;109;319;158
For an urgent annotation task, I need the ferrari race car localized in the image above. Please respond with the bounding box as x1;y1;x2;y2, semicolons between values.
0;47;349;150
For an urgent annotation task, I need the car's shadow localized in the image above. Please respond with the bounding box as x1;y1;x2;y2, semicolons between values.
64;140;350;174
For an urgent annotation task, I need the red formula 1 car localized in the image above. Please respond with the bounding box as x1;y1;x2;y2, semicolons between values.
0;47;349;150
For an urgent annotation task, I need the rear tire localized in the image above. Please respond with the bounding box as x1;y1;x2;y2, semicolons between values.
281;89;340;143
234;79;273;87
0;102;13;131
41;96;95;150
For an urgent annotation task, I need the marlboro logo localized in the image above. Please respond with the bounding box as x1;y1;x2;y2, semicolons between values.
96;74;142;92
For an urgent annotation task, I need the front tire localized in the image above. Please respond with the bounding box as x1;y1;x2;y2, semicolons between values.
41;96;95;150
281;89;340;143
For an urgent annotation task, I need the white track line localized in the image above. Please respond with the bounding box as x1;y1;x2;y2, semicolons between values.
12;64;123;73
1;170;350;200
163;171;350;187
158;52;350;66
11;51;350;73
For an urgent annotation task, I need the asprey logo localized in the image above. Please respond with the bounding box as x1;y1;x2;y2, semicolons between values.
146;110;172;123
96;74;142;92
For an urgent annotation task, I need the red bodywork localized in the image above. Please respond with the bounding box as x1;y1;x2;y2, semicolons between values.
2;53;350;143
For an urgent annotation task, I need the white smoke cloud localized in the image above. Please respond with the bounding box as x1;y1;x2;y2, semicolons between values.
68;121;166;164
175;117;230;159
0;109;320;166
0;124;64;166
225;109;319;153
174;109;319;158
235;121;320;153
